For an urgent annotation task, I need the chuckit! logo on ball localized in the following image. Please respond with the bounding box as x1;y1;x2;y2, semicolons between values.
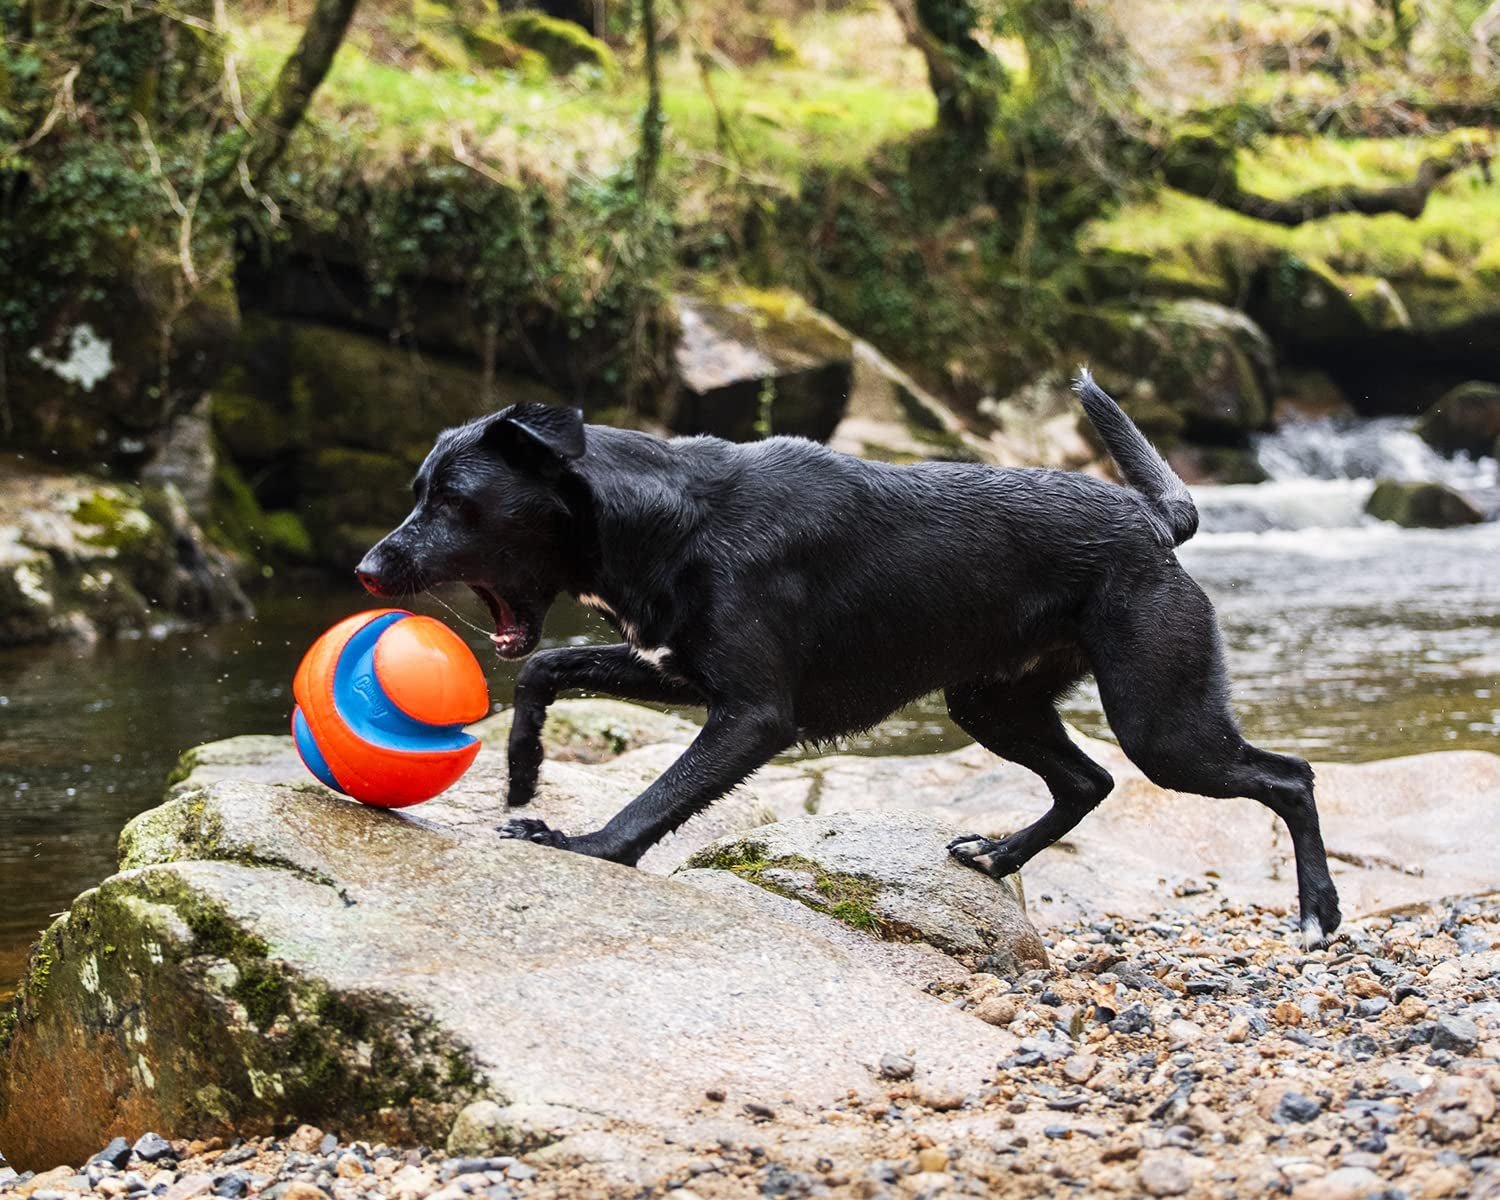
291;610;490;807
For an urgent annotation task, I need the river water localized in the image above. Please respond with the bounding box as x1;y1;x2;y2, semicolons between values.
2;417;1496;997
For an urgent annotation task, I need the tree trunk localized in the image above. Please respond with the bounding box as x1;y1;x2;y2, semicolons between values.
215;0;359;200
637;0;663;201
889;0;1005;145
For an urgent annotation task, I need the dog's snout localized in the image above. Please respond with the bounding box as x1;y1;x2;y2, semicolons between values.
355;550;395;597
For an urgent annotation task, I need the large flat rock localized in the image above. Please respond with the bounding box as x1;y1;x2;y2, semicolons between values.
0;716;1021;1173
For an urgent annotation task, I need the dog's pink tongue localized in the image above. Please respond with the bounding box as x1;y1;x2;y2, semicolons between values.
488;597;525;653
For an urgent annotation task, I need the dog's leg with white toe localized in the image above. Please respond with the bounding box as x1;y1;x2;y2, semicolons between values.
1084;573;1342;947
505;644;705;809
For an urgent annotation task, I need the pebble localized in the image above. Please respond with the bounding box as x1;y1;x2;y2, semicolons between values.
1432;1015;1479;1055
877;1052;915;1080
1062;1054;1098;1084
89;1143;132;1173
1137;1152;1191;1196
284;1131;323;1156
1275;1092;1325;1124
130;1137;173;1166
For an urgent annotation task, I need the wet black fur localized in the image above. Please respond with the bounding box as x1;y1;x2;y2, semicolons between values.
357;373;1342;943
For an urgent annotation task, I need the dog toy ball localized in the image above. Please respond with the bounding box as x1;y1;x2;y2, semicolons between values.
291;609;490;808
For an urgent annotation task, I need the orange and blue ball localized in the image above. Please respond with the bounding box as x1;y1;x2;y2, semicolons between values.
291;609;490;808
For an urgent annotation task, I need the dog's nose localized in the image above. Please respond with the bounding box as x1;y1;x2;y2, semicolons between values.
355;553;391;597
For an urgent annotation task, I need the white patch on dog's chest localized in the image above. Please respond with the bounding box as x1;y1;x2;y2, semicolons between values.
582;592;672;672
632;643;673;671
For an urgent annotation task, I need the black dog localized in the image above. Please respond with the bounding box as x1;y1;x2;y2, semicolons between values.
357;371;1342;946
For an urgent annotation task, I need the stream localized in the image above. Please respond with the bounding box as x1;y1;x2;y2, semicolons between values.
2;416;1496;997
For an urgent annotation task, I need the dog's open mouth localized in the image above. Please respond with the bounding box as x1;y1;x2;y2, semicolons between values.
469;585;537;660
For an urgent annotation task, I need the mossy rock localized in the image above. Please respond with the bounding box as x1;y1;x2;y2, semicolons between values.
280;322;554;460
208;455;315;566
1416;382;1500;459
1365;479;1483;528
0;464;249;646
463;24;548;75
667;289;854;443
500;12;617;80
1064;299;1275;446
1161;123;1238;199
211;381;294;466
680;811;1048;970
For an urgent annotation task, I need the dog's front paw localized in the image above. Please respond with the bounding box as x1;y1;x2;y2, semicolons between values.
498;817;570;850
948;833;1024;880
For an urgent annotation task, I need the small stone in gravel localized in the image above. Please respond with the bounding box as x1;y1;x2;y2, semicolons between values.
916;1148;949;1173
216;1148;256;1169
1431;1014;1479;1055
1136;1153;1191;1196
972;996;1017;1027
334;1157;365;1180
1295;1165;1382;1200
1166;1019;1203;1045
1356;997;1390;1019
284;1129;323;1155
1225;1015;1251;1043
878;1052;915;1080
161;1175;213;1200
1275;1092;1324;1124
91;1140;133;1171
1427;1110;1480;1143
211;1173;249;1200
132;1135;174;1165
1062;1054;1098;1084
1110;1004;1154;1035
278;1183;327;1200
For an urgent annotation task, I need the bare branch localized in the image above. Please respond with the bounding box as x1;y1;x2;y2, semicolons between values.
1172;140;1494;227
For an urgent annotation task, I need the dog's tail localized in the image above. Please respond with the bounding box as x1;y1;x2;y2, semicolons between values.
1072;368;1199;548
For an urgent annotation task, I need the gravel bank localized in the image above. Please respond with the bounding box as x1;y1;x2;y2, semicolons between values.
3;894;1496;1199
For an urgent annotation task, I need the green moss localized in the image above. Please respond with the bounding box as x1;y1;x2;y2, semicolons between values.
231;960;292;1030
500;12;617;81
686;843;895;938
0;1003;17;1058
73;490;156;551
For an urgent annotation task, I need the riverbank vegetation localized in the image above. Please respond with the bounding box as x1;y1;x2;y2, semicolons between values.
3;0;1499;594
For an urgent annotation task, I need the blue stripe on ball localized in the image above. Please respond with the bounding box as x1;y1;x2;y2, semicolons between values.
332;612;478;754
293;704;346;793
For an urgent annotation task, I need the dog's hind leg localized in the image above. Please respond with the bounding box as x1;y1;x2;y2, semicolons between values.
506;644;706;808
944;674;1114;880
1084;570;1341;946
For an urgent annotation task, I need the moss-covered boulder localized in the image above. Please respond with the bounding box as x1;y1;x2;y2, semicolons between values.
680;812;1048;973
1065;299;1275;445
210;317;560;569
500;11;616;79
1248;253;1410;354
667;288;854;443
1365;479;1485;528
1416;382;1500;459
0;463;250;646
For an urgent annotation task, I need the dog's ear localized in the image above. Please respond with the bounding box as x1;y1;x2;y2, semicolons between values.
485;404;586;468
